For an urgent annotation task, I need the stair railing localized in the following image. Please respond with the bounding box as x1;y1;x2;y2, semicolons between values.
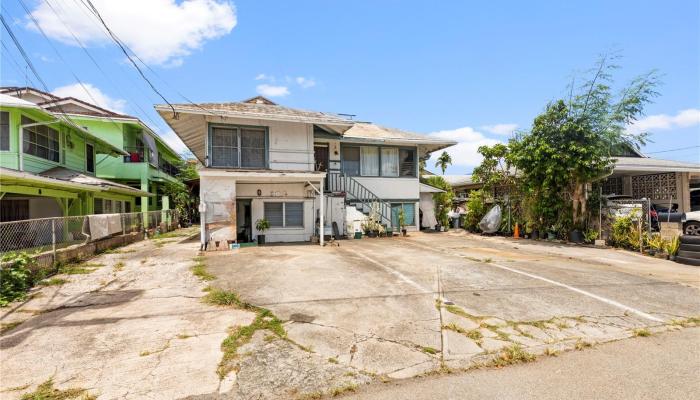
327;171;393;227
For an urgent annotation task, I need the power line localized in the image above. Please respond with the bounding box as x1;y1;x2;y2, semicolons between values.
81;0;175;115
0;13;50;91
0;41;38;88
647;145;700;154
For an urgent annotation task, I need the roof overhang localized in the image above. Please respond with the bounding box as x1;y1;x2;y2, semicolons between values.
419;183;445;193
199;168;326;183
0;167;100;192
612;157;700;174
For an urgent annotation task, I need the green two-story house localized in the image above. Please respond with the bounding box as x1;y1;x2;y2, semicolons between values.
0;87;183;217
0;92;151;221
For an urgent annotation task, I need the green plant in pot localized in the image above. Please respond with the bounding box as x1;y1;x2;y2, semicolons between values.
666;235;680;261
398;208;407;236
255;218;269;245
584;229;599;244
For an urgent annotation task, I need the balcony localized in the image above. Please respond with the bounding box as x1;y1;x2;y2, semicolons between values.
158;159;181;177
123;146;147;163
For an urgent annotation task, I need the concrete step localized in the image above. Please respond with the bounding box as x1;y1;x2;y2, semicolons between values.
676;256;700;266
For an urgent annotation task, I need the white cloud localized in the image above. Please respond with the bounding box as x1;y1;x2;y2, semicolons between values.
256;84;290;98
481;123;518;136
27;0;237;66
427;126;501;170
627;109;700;135
295;76;316;88
52;83;126;113
255;73;272;81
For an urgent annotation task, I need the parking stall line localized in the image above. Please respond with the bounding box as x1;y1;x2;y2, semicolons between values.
406;240;665;323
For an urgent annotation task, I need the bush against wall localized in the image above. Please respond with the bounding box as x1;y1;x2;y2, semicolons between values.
423;176;454;227
464;189;488;232
0;252;36;306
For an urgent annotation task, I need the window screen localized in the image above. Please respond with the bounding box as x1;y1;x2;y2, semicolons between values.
342;146;360;176
86;143;95;173
0;111;9;151
264;202;284;227
360;146;379;176
284;202;304;227
381;147;399;177
399;148;415;177
22;116;59;162
240;128;266;168
210;127;237;167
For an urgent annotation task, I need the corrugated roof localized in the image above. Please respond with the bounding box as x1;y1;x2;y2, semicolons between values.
613;157;700;173
437;175;475;186
40;167;153;196
343;123;456;147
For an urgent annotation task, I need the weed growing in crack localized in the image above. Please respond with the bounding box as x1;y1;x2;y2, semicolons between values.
328;357;339;364
443;323;483;342
296;391;323;400
670;317;700;328
490;345;535;367
38;278;69;286
113;262;125;273
1;321;24;335
544;348;559;357
191;257;215;281
633;328;651;337
58;263;103;275
575;340;593;350
421;346;439;355
330;383;358;397
19;378;96;400
140;340;171;356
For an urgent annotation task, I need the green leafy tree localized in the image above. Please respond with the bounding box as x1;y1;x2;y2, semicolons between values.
423;175;454;227
435;151;452;175
162;159;199;221
509;55;659;229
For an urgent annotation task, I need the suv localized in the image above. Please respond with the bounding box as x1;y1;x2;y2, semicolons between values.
682;211;700;236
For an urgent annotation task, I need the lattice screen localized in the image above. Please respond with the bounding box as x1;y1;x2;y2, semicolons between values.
601;176;624;195
631;172;677;200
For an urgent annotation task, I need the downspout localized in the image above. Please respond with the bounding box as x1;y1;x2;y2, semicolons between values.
19;119;60;171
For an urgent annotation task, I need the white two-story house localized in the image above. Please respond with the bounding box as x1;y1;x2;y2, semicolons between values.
156;96;455;246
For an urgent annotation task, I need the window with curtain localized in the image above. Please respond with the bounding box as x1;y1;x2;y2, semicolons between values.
240;128;266;168
361;146;379;176
210;126;238;167
391;203;415;227
381;147;399;177
399;148;416;177
342;146;360;176
0;111;9;151
264;202;304;228
22;116;59;162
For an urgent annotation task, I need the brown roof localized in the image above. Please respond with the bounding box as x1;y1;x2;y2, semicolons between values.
40;167;153;196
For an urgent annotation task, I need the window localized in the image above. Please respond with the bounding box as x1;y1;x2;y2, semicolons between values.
342;145;417;177
1;199;29;222
341;146;360;176
0;111;9;151
360;146;379;176
209;125;267;168
86;143;95;173
264;202;304;228
104;199;113;213
381;148;399;177
22;116;59;162
399;148;415;177
391;203;415;227
94;198;103;214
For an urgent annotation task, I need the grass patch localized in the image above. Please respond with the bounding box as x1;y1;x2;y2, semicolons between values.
330;383;358;397
154;230;190;239
490;345;535;367
20;378;96;400
38;278;69;286
575;340;593;350
633;328;651;337
483;258;493;263
445;305;482;321
421;346;439;355
176;333;192;339
139;340;171;357
0;321;24;335
544;348;559;357
203;287;245;307
670;317;700;328
191;257;215;281
328;357;339;364
58;263;103;275
296;392;323;400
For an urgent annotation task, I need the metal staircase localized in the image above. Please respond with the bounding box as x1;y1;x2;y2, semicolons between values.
327;172;393;227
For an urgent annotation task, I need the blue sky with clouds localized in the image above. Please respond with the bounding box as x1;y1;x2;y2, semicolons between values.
1;0;698;174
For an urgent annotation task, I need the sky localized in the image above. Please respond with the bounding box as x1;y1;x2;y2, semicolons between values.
1;0;698;175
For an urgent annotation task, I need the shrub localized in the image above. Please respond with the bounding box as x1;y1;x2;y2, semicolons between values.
464;190;488;232
0;252;36;306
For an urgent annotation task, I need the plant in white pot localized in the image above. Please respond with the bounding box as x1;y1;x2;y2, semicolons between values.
255;218;269;245
398;208;407;236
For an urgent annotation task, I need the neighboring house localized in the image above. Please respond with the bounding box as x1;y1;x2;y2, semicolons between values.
1;87;183;212
156;96;455;245
0;93;151;221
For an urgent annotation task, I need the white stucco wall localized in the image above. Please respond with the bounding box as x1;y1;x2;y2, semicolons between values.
352;177;419;200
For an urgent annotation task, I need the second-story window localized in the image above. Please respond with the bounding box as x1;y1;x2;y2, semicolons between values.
210;125;267;168
22;116;59;162
86;143;95;173
0;111;9;151
342;145;416;177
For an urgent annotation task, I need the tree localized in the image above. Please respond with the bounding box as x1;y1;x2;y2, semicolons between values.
509;55;659;229
472;143;517;192
423;175;454;227
162;159;199;222
435;151;452;175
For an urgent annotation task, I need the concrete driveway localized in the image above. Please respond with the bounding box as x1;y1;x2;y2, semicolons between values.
206;231;700;394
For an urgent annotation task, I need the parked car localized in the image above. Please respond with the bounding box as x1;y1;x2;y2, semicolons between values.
682;211;700;236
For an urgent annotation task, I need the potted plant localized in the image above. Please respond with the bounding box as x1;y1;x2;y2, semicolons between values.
255;218;269;245
584;229;599;244
398;208;407;236
666;235;680;261
646;234;665;256
569;225;584;243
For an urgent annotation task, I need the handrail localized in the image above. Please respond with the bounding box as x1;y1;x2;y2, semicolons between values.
327;172;393;227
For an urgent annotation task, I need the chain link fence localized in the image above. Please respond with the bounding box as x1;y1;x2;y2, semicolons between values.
0;210;179;255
